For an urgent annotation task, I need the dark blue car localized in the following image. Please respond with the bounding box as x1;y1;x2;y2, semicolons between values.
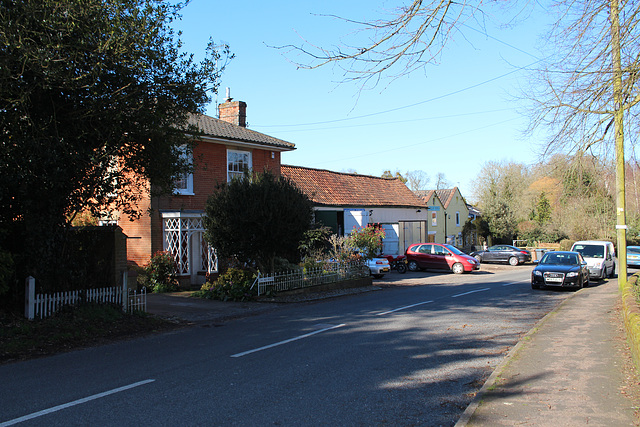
531;251;589;290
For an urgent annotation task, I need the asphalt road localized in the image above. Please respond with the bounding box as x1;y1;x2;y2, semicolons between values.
0;265;574;426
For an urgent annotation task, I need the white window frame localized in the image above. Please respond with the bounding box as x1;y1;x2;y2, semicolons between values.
174;145;194;195
455;211;460;227
431;211;437;227
227;149;252;181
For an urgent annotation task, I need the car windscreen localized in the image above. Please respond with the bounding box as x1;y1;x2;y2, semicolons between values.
540;253;578;265
444;244;464;255
572;244;604;258
628;247;640;254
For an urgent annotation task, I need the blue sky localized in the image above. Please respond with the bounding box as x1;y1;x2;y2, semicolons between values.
172;1;550;202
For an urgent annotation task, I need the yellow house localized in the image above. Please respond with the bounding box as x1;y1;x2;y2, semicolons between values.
436;187;470;247
416;190;445;243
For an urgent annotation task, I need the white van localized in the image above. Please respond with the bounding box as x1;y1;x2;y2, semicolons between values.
570;240;616;280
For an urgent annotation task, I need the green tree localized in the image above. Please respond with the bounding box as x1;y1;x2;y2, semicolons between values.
381;170;407;183
474;160;529;242
534;192;552;226
204;171;314;273
0;0;230;295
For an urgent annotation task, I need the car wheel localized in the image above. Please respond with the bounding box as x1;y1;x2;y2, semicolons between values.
474;255;482;263
609;263;616;278
584;275;589;288
452;263;464;274
600;268;606;281
531;282;540;289
508;256;519;266
407;260;419;272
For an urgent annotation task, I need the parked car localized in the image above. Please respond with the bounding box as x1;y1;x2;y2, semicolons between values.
405;243;479;274
569;240;616;280
531;251;589;290
470;245;531;266
628;246;640;268
366;257;391;279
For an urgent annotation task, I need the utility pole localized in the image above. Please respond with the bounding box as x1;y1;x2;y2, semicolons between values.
611;0;627;288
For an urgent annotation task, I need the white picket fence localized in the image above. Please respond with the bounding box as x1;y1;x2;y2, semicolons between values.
24;272;146;320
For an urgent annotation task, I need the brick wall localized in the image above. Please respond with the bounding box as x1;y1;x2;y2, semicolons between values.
121;139;283;268
118;182;152;269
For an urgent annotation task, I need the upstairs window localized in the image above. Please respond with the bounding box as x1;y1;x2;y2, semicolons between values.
227;149;252;181
174;145;193;195
455;211;460;227
431;211;437;227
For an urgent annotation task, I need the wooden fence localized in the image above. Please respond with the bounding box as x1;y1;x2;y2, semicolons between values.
24;272;146;320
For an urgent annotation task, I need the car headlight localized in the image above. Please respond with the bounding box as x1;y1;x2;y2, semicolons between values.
566;272;579;278
534;270;543;277
467;259;476;264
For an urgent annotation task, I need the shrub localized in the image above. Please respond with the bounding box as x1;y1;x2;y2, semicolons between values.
195;268;256;301
273;257;302;273
346;225;386;260
140;252;180;293
0;250;14;297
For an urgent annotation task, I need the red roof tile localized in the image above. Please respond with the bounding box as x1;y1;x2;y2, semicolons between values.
282;165;425;208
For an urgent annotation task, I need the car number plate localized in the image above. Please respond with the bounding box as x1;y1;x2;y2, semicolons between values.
545;277;563;283
381;267;390;272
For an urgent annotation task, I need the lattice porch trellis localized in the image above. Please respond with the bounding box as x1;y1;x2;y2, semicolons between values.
162;213;217;277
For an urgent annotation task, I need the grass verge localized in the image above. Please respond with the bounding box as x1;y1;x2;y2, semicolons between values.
0;303;183;364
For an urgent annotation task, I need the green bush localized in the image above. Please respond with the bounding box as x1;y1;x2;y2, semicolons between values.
346;225;385;260
273;257;302;273
0;250;14;297
139;252;180;293
195;268;256;301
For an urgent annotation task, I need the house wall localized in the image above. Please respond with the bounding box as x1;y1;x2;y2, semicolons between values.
118;180;153;269
423;194;445;243
442;189;469;246
366;207;425;224
120;139;283;269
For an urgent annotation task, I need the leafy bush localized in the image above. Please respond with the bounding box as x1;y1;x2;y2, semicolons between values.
139;251;180;293
0;250;14;297
195;268;256;301
273;257;302;273
346;225;386;260
299;224;333;260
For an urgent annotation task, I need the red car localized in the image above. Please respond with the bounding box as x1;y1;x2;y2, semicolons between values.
405;243;480;274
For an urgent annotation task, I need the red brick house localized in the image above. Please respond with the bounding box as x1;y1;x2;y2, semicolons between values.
118;97;295;285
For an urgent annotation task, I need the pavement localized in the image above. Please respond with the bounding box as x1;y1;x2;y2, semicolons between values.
459;278;640;427
147;274;640;426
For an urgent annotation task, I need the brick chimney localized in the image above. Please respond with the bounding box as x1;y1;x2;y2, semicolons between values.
218;88;247;127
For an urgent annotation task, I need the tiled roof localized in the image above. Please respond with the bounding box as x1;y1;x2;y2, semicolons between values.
188;113;295;150
436;188;456;208
282;165;425;208
415;190;437;205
